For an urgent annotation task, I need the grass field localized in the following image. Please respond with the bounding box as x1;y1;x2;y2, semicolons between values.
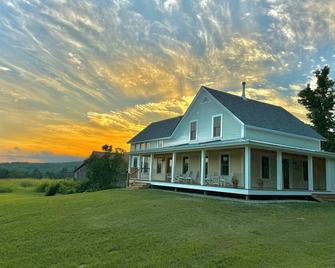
1;179;335;268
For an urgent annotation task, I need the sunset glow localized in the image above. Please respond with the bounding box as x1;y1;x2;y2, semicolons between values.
1;0;335;162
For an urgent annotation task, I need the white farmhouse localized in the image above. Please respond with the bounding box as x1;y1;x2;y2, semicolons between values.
128;83;335;198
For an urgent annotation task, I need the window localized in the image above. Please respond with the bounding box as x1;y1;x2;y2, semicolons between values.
167;158;172;174
140;143;145;150
190;121;197;141
131;144;135;151
143;157;149;172
261;156;270;179
213;115;222;138
156;158;163;174
158;140;163;148
133;157;138;168
146;142;150;149
182;156;189;174
303;160;308;181
220;154;229;176
135;144;140;151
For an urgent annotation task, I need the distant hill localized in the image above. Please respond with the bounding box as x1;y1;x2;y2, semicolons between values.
0;161;82;172
0;161;83;179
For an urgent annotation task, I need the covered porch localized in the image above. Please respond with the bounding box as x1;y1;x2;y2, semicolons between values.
130;142;333;196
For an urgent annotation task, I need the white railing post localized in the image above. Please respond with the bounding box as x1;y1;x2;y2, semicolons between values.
128;155;132;174
149;154;153;181
200;149;206;185
171;152;176;183
137;155;141;180
244;146;251;189
308;155;314;191
276;151;283;190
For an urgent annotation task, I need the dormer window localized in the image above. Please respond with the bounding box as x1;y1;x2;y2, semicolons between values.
190;121;197;141
212;115;222;138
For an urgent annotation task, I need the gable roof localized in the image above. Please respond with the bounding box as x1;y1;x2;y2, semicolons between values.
128;116;183;143
204;86;324;140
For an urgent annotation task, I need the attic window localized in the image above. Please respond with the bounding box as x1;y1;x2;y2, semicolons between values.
201;96;210;104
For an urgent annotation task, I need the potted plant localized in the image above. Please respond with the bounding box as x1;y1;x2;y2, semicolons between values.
232;177;239;188
257;178;264;189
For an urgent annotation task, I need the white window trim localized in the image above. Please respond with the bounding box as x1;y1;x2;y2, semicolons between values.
212;114;223;139
219;152;231;176
146;142;150;149
260;154;271;179
157;140;164;148
132;156;138;168
189;120;198;142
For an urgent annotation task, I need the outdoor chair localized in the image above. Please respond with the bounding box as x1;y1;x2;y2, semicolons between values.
184;171;193;184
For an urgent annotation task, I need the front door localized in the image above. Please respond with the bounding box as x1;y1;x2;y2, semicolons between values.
283;159;290;189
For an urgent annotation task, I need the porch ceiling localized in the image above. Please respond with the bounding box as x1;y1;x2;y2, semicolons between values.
132;139;335;159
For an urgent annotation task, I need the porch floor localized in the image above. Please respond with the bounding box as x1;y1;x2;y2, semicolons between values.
136;180;333;197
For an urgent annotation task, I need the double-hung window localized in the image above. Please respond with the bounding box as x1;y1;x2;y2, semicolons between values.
261;156;270;179
182;156;189;174
133;157;138;168
190;121;197;141
213;115;222;138
156;158;162;174
220;154;229;176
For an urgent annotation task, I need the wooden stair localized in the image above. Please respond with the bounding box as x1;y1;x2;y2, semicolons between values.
312;194;335;202
129;180;150;190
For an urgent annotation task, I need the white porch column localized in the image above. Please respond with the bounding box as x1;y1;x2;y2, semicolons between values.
149;154;153;181
200;149;206;186
326;159;332;191
244;146;251;189
137;155;141;180
308;155;314;191
276;151;283;190
171;152;177;183
128;155;132;174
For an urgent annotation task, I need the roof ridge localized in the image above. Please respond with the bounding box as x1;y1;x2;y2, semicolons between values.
204;86;285;110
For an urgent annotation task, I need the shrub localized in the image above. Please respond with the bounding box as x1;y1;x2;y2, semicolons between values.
20;180;34;188
36;182;50;193
0;186;13;193
58;180;81;194
45;183;60;196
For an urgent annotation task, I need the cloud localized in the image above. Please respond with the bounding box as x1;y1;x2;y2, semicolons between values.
0;66;11;72
0;0;334;162
0;147;83;163
87;96;193;131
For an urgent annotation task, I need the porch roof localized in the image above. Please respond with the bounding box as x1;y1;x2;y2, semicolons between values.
132;138;335;159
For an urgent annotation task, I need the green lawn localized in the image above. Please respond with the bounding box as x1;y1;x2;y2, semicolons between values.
1;180;335;267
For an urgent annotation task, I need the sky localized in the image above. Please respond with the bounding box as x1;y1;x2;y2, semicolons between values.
1;0;335;162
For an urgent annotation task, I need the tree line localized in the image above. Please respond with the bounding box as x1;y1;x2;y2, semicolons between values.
0;167;73;179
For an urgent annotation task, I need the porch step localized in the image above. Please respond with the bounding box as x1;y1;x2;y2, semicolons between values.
312;194;335;202
129;180;150;190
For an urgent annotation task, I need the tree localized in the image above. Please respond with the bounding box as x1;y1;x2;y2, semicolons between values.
31;168;43;179
0;168;9;178
102;144;112;153
114;147;125;154
298;65;335;152
85;153;128;190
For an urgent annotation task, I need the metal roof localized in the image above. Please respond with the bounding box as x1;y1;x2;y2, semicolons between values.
205;87;324;140
128;116;183;143
129;86;324;143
